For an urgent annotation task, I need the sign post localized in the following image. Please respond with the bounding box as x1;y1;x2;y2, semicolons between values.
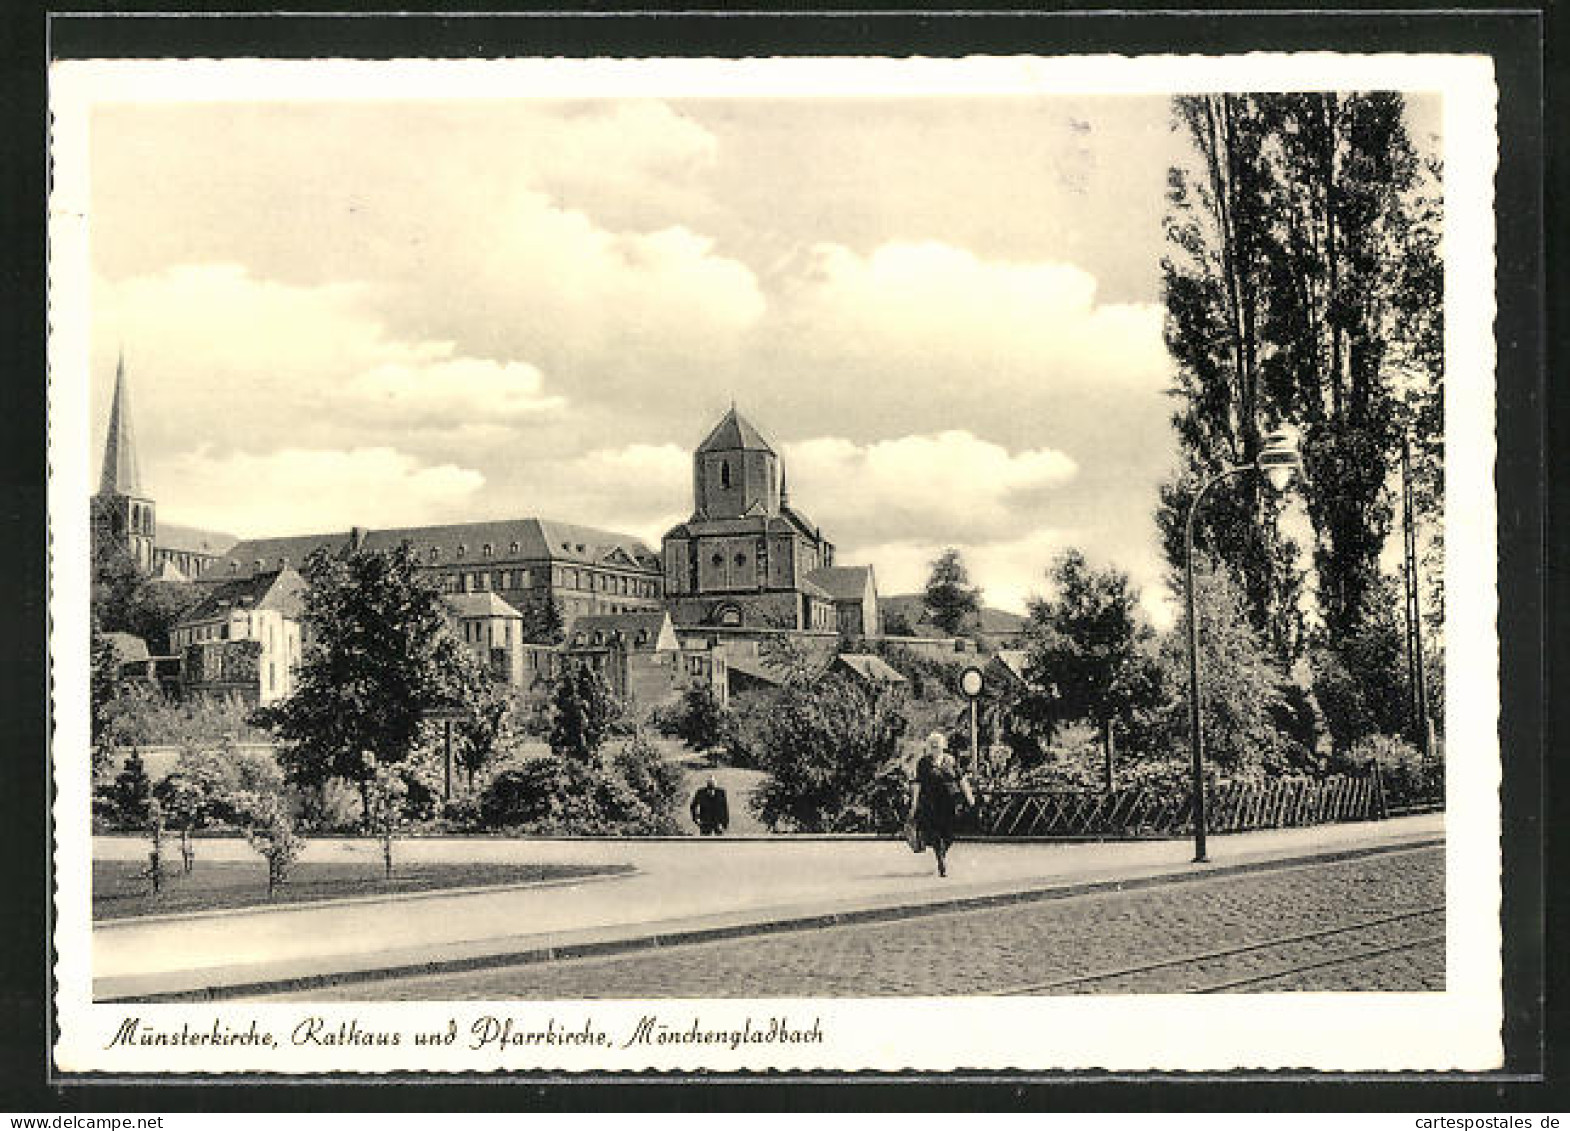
959;665;985;780
421;701;469;801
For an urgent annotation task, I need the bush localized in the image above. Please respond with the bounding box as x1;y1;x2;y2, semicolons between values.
108;750;153;827
474;735;684;835
670;684;733;753
1341;732;1443;810
478;758;565;829
748;678;910;833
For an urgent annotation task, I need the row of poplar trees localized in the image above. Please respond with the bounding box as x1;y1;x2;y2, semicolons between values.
1158;92;1443;681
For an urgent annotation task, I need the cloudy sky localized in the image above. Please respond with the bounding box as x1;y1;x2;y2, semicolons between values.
84;92;1305;621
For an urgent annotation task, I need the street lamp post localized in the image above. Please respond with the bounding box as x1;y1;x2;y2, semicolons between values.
1183;426;1301;864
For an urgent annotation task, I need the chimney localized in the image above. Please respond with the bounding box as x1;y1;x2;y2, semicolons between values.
351;526;367;550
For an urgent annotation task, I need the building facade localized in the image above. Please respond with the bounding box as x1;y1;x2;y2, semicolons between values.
171;567;306;704
660;407;865;644
204;518;665;633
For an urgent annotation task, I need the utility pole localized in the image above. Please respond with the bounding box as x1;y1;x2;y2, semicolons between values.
1401;431;1435;759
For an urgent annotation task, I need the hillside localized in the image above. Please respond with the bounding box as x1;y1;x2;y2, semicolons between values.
879;594;1028;638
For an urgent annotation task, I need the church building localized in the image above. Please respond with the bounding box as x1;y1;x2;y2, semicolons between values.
660;407;877;644
90;355;236;581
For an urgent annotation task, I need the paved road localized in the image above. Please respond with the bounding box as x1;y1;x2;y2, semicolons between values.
265;844;1444;1000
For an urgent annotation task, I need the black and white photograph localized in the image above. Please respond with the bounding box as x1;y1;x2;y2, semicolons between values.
47;51;1503;1074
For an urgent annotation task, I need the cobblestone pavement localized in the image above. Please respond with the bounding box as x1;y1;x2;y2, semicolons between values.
280;844;1444;1000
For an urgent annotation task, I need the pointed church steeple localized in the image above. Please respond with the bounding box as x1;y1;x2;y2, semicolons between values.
91;351;156;575
98;350;144;498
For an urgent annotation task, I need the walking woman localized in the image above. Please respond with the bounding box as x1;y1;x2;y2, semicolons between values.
909;732;971;878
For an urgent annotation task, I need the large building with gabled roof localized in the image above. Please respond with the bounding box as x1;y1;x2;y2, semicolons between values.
203;516;665;630
660;406;875;644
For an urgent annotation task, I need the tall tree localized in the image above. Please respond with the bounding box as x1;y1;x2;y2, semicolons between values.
1017;550;1158;790
253;544;480;809
1161;92;1439;653
546;662;620;762
922;547;982;637
1260;92;1423;643
1160;94;1305;658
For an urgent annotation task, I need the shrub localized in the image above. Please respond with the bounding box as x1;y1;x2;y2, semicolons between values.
475;736;683;836
478;758;566;829
749;678;910;833
109;750;153;827
668;684;733;753
1342;732;1443;810
547;664;621;761
235;790;302;898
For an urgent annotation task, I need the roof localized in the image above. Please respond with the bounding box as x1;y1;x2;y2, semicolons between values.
988;649;1031;685
832;654;908;684
444;592;523;620
97;354;144;498
696;406;775;455
100;631;150;663
177;567;306;625
724;654;789;687
207;517;661;580
804;565;875;602
798;576;834;601
666;507;826;544
566;611;676;652
156;522;238;557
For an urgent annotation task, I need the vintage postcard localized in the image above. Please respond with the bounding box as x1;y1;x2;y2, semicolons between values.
50;52;1501;1074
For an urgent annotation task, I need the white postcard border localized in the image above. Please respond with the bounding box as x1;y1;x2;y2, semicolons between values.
49;51;1502;1074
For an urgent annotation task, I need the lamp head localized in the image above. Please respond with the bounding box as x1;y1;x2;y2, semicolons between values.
1257;425;1302;491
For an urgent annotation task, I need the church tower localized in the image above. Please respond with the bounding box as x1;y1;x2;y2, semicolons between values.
692;405;781;520
91;353;156;573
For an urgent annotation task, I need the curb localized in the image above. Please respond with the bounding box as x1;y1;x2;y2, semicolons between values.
93;866;639;930
100;835;1444;1004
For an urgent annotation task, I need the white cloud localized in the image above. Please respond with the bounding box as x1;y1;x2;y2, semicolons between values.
771;239;1169;398
158;447;485;537
785;430;1078;544
92;265;571;465
347;357;565;425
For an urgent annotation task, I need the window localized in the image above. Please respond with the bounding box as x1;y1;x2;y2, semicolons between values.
482;544;493;558
456;544;467;559
720;460;731;489
254;559;264;571
229;561;239;574
735;553;747;567
711;553;723;567
510;541;521;554
429;547;440;562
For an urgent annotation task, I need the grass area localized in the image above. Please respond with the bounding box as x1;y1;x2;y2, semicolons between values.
93;858;633;921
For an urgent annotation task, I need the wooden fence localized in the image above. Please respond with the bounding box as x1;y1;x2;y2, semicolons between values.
975;773;1436;839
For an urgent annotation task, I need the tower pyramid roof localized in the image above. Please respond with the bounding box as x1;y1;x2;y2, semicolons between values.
695;405;775;455
98;352;144;497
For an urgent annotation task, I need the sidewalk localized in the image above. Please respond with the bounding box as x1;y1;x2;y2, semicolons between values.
92;814;1443;1001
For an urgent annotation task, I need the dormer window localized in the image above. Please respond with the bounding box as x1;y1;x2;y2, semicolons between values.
254;559;264;571
229;561;239;574
509;540;520;554
482;544;493;558
456;544;466;559
429;547;440;562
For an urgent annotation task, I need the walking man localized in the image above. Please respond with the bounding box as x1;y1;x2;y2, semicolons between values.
690;774;730;836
